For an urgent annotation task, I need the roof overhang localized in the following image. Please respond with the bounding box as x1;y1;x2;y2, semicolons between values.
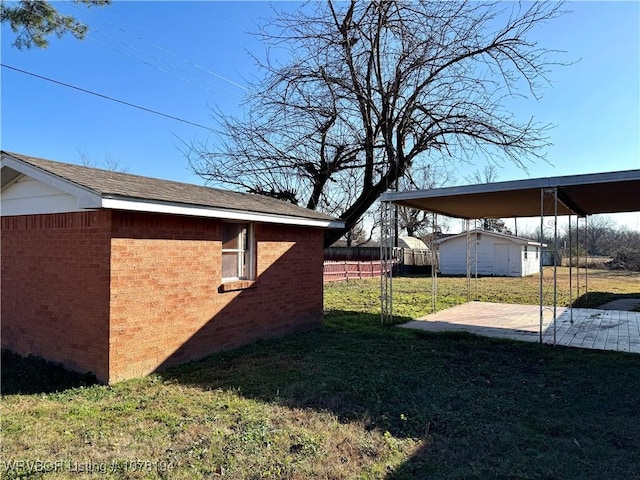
1;153;345;229
101;197;345;228
1;154;102;208
380;169;640;219
437;230;546;247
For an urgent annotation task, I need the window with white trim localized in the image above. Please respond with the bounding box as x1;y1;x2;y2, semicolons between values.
524;245;528;260
222;223;254;281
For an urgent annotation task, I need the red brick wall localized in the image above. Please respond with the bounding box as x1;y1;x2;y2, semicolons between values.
1;209;325;383
1;211;112;382
108;211;324;382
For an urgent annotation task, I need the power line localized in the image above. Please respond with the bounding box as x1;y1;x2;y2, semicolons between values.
69;11;243;98
83;31;241;98
65;0;248;92
16;2;244;98
1;63;214;131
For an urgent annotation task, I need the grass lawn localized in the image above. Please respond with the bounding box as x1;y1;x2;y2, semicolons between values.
325;267;640;319
2;269;639;479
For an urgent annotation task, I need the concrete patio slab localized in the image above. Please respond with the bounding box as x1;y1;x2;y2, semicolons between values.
400;301;640;354
594;298;640;311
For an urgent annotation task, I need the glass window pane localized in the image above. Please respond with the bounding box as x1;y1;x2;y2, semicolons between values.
222;223;250;280
222;252;239;278
222;224;243;250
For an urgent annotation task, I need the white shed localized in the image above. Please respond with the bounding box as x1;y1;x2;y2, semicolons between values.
437;230;545;277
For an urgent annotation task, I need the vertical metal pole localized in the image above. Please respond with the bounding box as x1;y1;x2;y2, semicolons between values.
585;215;589;301
390;246;393;323
475;220;479;300
569;215;573;324
380;203;386;325
576;216;581;299
466;219;471;302
539;189;544;344
390;203;395;322
393;176;399;249
431;213;438;313
394;204;399;249
553;188;558;346
380;201;393;325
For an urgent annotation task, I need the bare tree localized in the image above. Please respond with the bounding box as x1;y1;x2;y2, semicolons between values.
466;164;500;185
583;215;617;256
398;165;452;237
608;226;640;271
78;150;128;173
188;1;566;247
343;218;374;246
561;215;617;257
466;164;512;234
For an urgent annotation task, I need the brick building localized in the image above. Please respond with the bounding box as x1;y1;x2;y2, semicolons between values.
1;151;343;383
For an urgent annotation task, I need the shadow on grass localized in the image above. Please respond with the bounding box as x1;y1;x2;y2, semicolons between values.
573;291;640;309
1;349;97;395
159;310;640;479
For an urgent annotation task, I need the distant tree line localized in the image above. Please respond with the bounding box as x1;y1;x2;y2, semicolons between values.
521;215;640;272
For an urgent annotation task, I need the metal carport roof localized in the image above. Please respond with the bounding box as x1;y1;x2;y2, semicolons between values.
379;169;640;218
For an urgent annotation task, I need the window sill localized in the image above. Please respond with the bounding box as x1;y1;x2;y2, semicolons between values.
218;280;256;293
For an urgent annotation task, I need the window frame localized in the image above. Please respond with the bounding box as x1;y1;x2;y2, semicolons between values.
221;222;255;282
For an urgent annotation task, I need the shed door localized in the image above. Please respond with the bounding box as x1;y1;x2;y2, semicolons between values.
493;244;510;276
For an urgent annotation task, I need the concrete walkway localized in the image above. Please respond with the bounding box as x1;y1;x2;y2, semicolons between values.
401;302;640;354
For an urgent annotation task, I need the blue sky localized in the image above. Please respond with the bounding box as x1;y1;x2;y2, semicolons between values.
1;1;639;228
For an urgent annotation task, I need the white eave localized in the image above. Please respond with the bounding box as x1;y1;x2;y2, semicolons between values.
437;230;546;247
101;196;344;228
1;154;102;208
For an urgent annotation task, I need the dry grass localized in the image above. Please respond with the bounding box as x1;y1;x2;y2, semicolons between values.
324;267;640;320
2;268;639;479
1;371;419;479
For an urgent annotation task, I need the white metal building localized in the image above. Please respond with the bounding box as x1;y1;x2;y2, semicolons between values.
438;230;545;277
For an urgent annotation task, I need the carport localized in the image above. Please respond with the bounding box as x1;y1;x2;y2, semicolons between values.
379;169;640;346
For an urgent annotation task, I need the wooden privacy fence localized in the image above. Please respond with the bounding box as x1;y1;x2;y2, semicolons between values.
323;260;398;283
324;246;388;261
401;249;434;267
323;248;437;282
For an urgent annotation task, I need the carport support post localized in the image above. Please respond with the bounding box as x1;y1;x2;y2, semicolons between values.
465;219;471;302
585;215;589;301
552;189;558;346
474;221;479;300
569;215;573;324
431;213;439;313
539;187;559;345
539;193;543;343
431;215;436;312
576;216;581;300
380;200;394;325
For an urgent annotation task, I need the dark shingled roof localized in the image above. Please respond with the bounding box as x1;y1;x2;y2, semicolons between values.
2;151;338;222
